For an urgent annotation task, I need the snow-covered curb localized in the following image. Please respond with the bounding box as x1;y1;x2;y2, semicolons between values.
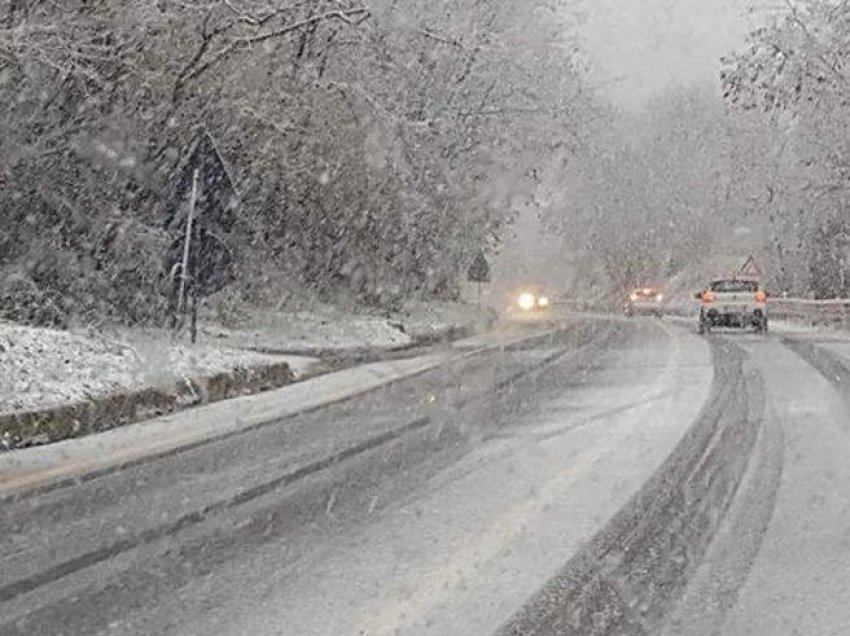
0;321;321;450
0;304;491;450
0;325;560;497
1;359;299;451
0;322;318;414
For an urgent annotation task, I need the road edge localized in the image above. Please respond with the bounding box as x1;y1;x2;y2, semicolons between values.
0;325;562;501
0;319;496;452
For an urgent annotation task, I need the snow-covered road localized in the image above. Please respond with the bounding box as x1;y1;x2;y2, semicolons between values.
150;318;711;636
3;314;850;635
665;327;850;636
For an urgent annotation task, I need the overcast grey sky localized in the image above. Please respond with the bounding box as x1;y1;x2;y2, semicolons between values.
582;0;762;109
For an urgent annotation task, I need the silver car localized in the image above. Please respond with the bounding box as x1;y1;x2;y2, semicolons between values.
696;278;768;334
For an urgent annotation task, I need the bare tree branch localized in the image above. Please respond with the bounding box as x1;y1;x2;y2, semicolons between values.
416;27;465;49
181;7;370;85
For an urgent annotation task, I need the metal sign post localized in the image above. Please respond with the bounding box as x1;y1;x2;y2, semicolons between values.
467;250;491;310
177;168;199;319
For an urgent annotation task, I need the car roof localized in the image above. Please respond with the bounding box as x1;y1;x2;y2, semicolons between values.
710;277;759;283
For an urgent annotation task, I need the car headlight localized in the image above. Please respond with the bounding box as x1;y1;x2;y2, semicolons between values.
537;296;550;308
655;293;663;302
517;293;536;311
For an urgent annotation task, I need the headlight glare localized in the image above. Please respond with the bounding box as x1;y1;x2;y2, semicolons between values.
517;293;536;311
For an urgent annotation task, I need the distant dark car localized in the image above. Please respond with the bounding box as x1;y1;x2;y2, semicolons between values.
625;287;663;318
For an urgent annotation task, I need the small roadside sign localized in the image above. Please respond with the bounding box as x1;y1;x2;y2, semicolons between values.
467;250;491;283
467;250;491;309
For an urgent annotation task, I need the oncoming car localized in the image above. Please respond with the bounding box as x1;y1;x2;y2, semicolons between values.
625;287;664;318
696;278;768;334
517;290;550;312
506;286;551;320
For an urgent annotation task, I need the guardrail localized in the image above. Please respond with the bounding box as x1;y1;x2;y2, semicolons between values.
554;295;850;329
768;298;850;327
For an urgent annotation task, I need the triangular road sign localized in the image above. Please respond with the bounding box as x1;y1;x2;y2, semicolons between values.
739;255;762;278
467;250;491;283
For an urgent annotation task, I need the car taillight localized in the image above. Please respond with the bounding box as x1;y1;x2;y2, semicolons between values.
755;290;767;303
702;291;715;304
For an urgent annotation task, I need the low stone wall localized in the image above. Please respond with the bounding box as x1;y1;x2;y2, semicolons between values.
1;362;294;451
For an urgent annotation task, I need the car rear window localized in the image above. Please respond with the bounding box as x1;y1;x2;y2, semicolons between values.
710;280;758;293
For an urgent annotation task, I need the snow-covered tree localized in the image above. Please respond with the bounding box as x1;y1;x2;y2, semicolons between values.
0;0;591;325
545;84;779;295
722;0;850;296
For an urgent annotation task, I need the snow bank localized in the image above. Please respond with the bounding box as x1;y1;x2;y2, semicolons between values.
199;301;487;355
200;313;410;354
1;300;483;428
0;322;313;416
